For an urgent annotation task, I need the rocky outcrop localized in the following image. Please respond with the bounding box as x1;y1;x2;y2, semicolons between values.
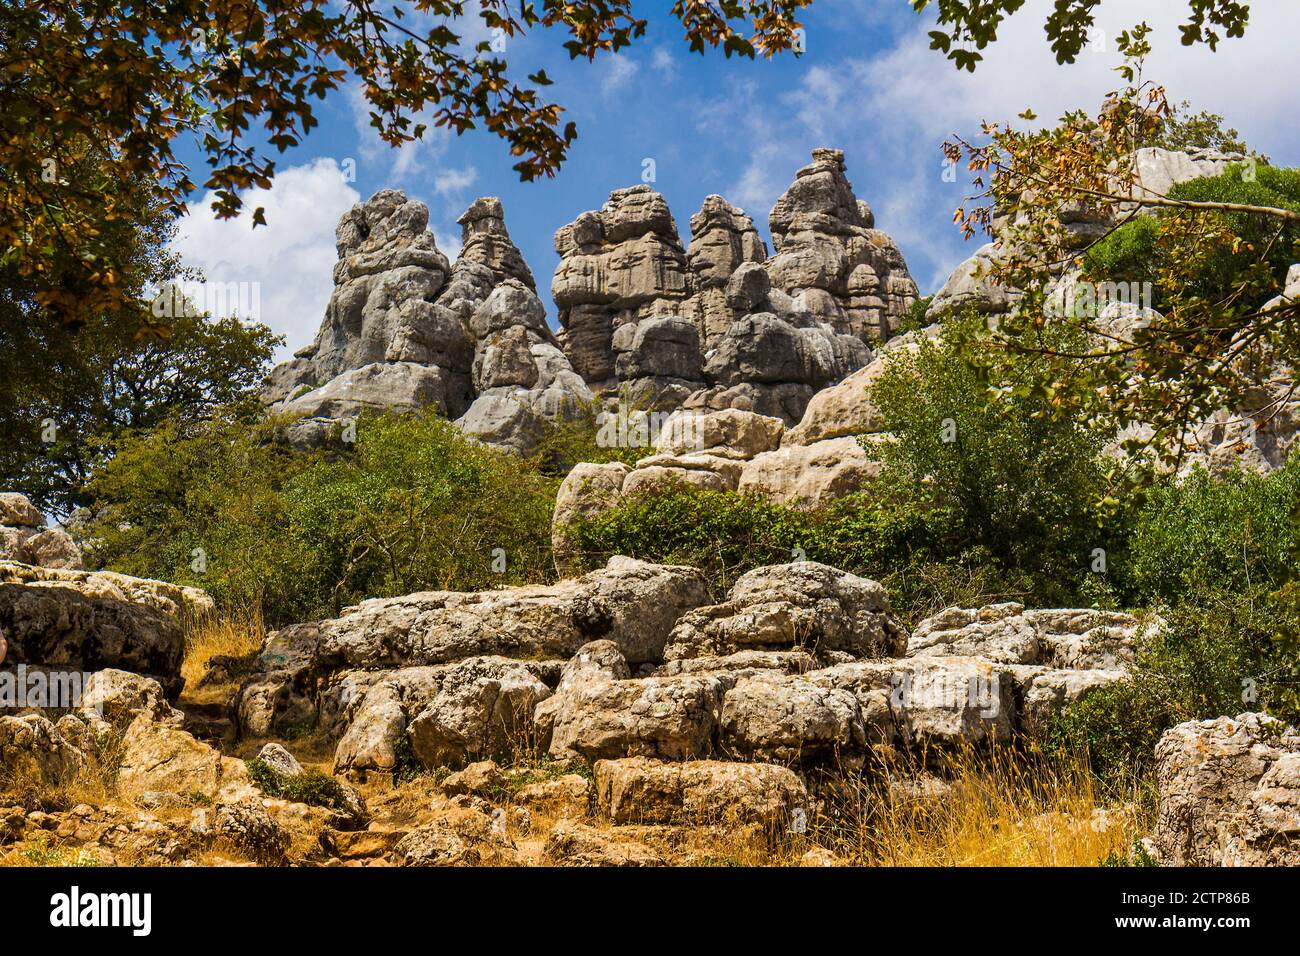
265;190;589;454
234;558;710;767
0;493;80;570
550;405;878;557
1153;712;1300;866
0;562;211;696
766;148;919;341
266;150;921;451
456;279;595;454
228;556;1130;777
682;196;768;351
552;185;692;391
549;151;917;421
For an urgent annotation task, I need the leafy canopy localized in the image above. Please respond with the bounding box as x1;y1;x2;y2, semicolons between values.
916;0;1250;70
1;0;811;321
3;2;1257;323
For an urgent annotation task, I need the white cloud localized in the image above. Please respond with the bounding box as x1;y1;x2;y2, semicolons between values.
600;54;640;97
651;46;677;78
172;158;359;361
434;166;478;196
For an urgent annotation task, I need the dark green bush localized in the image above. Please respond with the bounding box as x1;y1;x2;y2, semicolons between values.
1084;165;1300;311
246;758;353;812
1119;457;1300;605
869;318;1122;605
567;482;1044;622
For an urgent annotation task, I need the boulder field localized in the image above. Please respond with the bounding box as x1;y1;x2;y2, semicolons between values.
2;541;1297;866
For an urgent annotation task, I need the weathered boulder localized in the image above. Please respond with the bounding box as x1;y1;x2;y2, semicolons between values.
720;674;869;760
0;496;82;570
812;658;1016;751
655;408;786;459
593;756;807;826
782;354;890;446
924;243;1016;323
543;819;664;866
514;774;591;818
208;799;290;864
551;462;632;572
276;361;450;448
1153;712;1300;866
406;657;553;769
542;673;724;762
0;564;194;696
254;743;304;780
117;715;249;799
665;562;906;661
0;713;84;786
737;436;879;508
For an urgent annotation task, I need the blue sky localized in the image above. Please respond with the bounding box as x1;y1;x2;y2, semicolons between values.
172;0;1300;359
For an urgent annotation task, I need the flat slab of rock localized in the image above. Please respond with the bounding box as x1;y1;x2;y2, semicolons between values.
908;603;1146;669
594;756;807;826
0;563;205;696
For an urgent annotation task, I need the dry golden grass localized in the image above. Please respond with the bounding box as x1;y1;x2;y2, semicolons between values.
180;606;265;695
825;744;1147;867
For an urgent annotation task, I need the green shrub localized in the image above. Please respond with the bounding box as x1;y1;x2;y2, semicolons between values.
869;317;1122;605
85;408;558;623
1120;457;1300;605
246;758;353;812
566;482;1039;622
1084;165;1300;311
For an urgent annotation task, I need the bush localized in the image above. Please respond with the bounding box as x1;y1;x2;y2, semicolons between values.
246;758;353;812
566;482;1038;622
1084;165;1300;311
1120;457;1300;606
85;408;558;624
869;318;1121;606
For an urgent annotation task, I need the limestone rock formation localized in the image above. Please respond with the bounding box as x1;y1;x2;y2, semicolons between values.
552;185;691;390
927;147;1252;324
682;195;768;351
265;190;589;454
766;148;919;341
234;557;710;756
664;562;906;661
549;405;882;559
548;151;918;422
0;561;211;696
